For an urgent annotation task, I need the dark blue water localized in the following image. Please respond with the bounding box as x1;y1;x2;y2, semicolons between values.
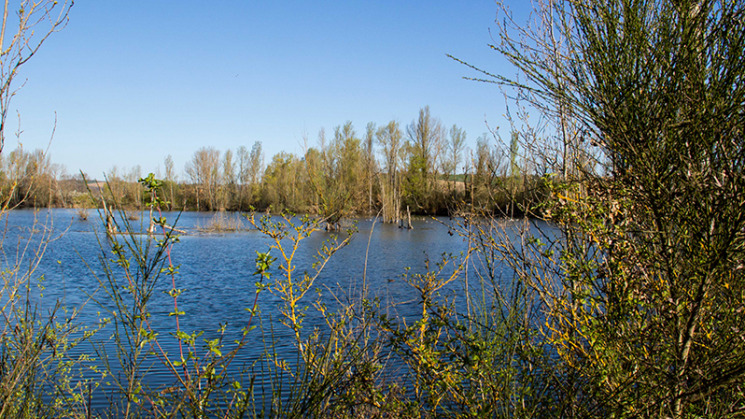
1;208;485;411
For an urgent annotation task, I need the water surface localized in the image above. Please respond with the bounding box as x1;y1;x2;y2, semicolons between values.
1;209;480;410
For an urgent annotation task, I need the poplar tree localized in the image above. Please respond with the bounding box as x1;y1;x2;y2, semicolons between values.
405;106;444;212
377;120;404;223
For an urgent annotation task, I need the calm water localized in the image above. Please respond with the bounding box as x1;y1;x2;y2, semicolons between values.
1;208;484;410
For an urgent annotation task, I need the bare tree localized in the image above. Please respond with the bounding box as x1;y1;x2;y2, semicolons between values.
221;148;236;210
163;154;176;209
185;147;220;211
0;1;73;153
446;124;466;182
237;145;249;209
164;154;175;182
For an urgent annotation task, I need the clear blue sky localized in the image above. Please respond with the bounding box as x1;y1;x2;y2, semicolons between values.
10;1;522;179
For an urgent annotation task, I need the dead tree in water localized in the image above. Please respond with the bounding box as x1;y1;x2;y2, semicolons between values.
399;205;413;230
101;196;117;236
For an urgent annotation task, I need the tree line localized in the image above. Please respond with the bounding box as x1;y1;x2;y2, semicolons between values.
2;0;744;416
1;106;551;221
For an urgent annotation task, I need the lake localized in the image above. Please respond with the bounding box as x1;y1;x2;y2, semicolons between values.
1;208;487;412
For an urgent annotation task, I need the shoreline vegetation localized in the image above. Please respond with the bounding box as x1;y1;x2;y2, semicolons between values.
1;0;744;417
0;110;547;224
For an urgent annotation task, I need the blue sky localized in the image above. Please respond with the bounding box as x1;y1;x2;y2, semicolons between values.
10;1;521;179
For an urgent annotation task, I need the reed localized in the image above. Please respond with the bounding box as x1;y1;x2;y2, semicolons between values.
196;211;245;232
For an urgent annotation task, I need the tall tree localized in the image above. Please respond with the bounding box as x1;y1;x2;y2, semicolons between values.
163;154;176;210
376;120;404;223
446;124;466;185
237;145;250;210
471;135;494;209
185;147;220;211
302;146;323;213
237;141;264;209
125;165;143;208
261;151;300;212
307;122;361;228
335;121;363;209
364;122;377;213
405;106;444;212
248;141;264;186
221;149;237;210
